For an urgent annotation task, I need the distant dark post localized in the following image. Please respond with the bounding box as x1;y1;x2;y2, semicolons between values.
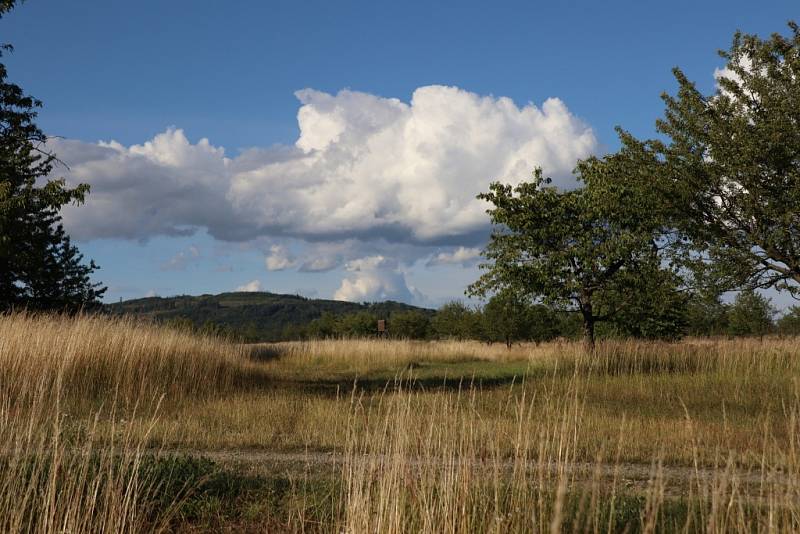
377;319;387;338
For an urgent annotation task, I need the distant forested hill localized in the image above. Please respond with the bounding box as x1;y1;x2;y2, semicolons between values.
105;292;431;341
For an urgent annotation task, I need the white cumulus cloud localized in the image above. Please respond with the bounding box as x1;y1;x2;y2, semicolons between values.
52;85;596;249
333;255;421;303
229;86;597;243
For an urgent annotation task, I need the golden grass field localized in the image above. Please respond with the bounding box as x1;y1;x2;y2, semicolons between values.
2;312;800;532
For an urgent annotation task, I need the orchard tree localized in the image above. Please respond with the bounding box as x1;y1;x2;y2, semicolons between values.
727;290;776;338
526;304;560;344
481;290;530;348
0;0;105;311
645;22;800;297
390;309;431;339
431;301;481;340
684;292;730;337
777;306;800;336
470;149;678;351
600;264;689;340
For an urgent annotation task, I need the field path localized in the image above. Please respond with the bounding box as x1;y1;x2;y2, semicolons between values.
173;448;796;498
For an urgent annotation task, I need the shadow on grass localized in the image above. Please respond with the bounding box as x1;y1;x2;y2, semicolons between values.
260;360;566;397
248;344;284;362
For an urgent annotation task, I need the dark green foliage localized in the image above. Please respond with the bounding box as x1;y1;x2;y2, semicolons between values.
390;309;431;339
336;310;378;337
640;22;800;297
430;301;481;340
727;290;776;338
481;291;559;346
684;293;730;337
0;1;105;311
777;306;800;336
600;267;690;341
482;290;527;347
306;311;340;338
524;304;561;344
110;292;430;342
469;154;680;350
0;1;18;16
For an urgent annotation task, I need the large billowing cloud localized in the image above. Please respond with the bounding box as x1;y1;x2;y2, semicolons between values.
229;86;596;243
56;85;596;246
52;85;597;303
53;130;241;241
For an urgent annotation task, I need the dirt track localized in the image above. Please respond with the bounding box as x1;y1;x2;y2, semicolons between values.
175;448;796;498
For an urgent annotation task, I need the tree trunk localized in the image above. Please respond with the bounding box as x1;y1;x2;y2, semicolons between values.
580;298;595;353
582;317;595;353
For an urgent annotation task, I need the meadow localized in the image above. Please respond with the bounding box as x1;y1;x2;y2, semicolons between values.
1;312;799;532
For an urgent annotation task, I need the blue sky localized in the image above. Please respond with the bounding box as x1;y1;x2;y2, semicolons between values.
2;1;798;308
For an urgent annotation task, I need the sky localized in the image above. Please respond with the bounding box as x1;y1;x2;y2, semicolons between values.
2;0;798;309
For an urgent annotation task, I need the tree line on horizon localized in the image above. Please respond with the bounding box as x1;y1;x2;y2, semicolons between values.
158;288;796;344
1;0;799;350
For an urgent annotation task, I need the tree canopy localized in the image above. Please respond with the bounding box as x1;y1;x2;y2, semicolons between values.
468;143;682;350
642;22;800;297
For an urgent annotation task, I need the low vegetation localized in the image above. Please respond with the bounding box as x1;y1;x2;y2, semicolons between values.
2;312;800;532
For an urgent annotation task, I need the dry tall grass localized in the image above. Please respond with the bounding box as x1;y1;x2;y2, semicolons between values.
340;379;800;533
0;312;267;532
259;337;551;369
0;312;267;408
3;312;800;532
258;335;800;379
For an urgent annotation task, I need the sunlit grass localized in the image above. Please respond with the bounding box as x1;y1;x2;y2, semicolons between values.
3;312;800;531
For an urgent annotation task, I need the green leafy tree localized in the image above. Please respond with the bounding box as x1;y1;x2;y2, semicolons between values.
469;152;676;351
280;322;307;341
0;1;105;311
640;22;800;298
599;265;689;340
390;310;430;339
481;290;532;348
777;306;800;336
431;301;480;340
727;290;776;338
307;312;339;338
337;311;377;337
684;293;730;337
525;304;560;344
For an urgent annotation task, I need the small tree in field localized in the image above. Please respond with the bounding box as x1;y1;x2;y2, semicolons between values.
481;290;530;348
390;310;430;339
685;292;730;337
431;301;481;340
470;150;677;351
727;290;775;339
777;306;800;336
